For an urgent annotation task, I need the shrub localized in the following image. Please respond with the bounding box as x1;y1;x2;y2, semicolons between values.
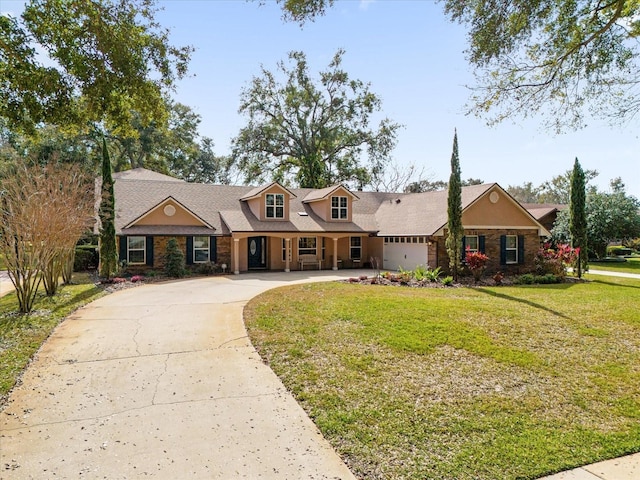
515;273;560;285
195;262;219;275
424;267;442;282
164;238;186;278
441;275;454;286
465;248;489;281
414;265;428;281
492;271;504;285
74;246;99;271
131;275;144;283
535;242;579;277
515;274;535;285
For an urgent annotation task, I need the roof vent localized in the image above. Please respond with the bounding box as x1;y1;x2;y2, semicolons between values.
395;198;401;204
298;211;308;216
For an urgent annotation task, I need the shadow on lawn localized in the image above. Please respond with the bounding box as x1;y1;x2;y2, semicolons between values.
590;278;640;290
475;287;572;320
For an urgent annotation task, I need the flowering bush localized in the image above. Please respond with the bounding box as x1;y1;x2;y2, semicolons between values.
131;275;145;283
112;277;126;283
465;248;489;281
535;243;579;277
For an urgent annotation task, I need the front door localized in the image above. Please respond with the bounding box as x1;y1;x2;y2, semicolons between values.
248;236;267;269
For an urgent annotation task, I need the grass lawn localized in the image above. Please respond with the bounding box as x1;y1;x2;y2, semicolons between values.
0;273;105;404
589;257;640;274
245;276;640;480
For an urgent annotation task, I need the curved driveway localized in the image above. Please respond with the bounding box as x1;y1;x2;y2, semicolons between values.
0;271;363;479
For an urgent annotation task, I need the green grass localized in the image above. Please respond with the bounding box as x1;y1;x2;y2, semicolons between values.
0;273;105;403
245;276;640;480
589;257;640;274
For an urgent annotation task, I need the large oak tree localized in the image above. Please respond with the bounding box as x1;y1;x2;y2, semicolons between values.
0;0;192;136
273;0;640;130
231;49;400;189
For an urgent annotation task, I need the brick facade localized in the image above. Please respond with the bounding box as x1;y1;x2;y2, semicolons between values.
436;229;541;276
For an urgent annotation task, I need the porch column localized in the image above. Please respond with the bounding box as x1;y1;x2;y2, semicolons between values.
285;238;291;273
233;238;240;275
332;237;338;270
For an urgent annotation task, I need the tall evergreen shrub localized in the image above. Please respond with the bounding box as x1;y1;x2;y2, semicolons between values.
569;157;588;277
445;130;463;281
99;138;118;279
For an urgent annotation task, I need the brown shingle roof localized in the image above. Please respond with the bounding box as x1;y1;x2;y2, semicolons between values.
374;184;495;235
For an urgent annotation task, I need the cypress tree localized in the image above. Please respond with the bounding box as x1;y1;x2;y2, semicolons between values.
445;130;464;281
569;157;587;278
99;138;118;279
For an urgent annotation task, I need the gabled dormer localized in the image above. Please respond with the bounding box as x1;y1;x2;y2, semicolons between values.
302;185;359;222
240;182;296;221
124;196;214;229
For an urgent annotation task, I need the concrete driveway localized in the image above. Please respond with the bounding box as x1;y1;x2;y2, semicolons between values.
0;271;364;479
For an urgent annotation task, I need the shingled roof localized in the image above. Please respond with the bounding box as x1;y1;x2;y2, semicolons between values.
106;169;538;237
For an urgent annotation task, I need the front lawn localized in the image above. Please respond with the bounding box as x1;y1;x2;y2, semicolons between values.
245;276;640;480
589;257;640;274
0;273;105;404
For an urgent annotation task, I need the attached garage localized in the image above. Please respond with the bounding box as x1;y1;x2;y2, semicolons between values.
383;236;429;271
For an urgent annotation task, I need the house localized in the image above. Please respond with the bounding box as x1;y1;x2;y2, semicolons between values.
521;203;566;233
100;168;550;276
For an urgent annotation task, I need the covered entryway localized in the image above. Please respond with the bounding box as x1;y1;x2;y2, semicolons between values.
248;236;267;269
383;236;429;271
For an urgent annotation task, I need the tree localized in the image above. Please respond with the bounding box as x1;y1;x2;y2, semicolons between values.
441;0;640;130
273;0;334;24
506;182;541;204
405;177;483;193
0;163;92;311
539;169;599;204
569;158;587;278
445;130;464;281
231;49;401;189
369;160;427;193
1;0;192;135
99;138;118;279
552;180;640;258
274;1;640;129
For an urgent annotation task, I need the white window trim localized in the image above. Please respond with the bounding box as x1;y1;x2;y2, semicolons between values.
350;236;362;260
331;196;348;220
127;236;146;265
265;193;285;219
505;235;518;264
466;235;479;253
298;236;317;256
193;236;210;263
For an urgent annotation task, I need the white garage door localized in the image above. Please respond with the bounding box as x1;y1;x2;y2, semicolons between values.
383;237;429;271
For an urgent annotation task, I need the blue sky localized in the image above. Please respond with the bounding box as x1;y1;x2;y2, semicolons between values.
3;0;639;198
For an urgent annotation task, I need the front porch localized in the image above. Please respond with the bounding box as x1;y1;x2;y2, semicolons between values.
229;233;382;275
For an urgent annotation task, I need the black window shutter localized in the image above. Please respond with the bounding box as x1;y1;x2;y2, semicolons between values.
518;235;525;265
461;236;467;261
479;236;486;254
119;236;127;262
146;236;154;266
210;236;217;263
186;236;193;265
500;235;507;265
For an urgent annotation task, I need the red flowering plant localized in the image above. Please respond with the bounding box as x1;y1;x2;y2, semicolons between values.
535;242;579;278
465;247;489;281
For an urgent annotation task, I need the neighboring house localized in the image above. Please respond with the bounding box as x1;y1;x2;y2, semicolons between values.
98;168;550;275
522;203;566;233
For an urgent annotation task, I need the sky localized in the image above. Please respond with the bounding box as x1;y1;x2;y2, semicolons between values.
2;0;639;198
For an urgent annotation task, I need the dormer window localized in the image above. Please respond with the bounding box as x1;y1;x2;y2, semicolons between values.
331;196;348;219
266;193;285;218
